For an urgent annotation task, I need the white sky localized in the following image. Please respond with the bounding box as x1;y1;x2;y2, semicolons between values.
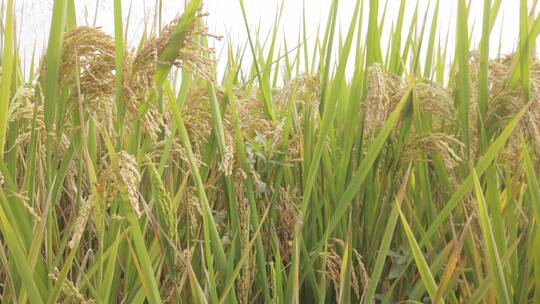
12;1;536;77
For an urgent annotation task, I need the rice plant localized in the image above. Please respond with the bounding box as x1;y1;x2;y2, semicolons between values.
1;0;540;303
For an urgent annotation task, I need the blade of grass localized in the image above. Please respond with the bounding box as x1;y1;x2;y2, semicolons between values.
363;166;411;303
398;199;443;304
0;0;14;155
471;170;511;304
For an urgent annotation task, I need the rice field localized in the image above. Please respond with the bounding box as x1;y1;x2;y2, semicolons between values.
1;0;540;303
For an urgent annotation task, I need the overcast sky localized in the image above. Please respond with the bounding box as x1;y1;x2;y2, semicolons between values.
13;1;535;76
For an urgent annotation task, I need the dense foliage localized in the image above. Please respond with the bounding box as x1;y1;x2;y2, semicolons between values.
0;0;540;303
